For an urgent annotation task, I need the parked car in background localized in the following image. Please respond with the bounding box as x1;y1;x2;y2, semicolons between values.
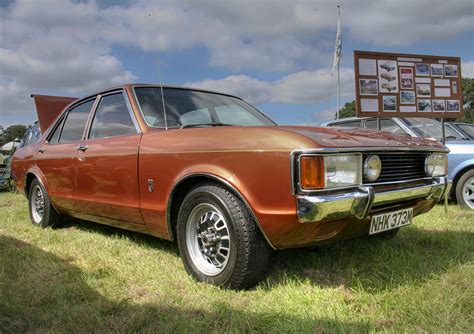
446;122;474;140
19;121;42;148
13;84;450;289
0;139;21;191
321;117;474;209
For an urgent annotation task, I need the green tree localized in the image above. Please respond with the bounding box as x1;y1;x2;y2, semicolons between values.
0;125;27;147
339;100;356;119
459;77;473;124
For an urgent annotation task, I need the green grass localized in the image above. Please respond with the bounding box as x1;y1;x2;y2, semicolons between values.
0;192;473;333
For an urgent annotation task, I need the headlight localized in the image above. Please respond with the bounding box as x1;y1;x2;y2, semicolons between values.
300;154;362;190
425;153;448;177
363;155;382;182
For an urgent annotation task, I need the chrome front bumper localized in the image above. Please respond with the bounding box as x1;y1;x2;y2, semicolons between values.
296;177;451;223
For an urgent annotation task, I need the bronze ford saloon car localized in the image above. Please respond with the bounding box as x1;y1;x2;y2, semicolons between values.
12;84;450;289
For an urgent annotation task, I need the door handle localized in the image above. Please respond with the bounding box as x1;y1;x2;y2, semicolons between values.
76;144;89;152
38;147;46;153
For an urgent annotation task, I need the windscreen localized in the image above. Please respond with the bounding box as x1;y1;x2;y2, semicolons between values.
134;87;274;128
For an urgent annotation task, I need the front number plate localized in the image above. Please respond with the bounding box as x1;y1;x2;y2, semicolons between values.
369;208;413;235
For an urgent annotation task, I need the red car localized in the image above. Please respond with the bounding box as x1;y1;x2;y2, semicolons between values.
12;84;450;289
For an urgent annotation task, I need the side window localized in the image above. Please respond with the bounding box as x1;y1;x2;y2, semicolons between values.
380;119;408;135
331;121;362;128
59;99;95;143
365;120;377;129
366;119;408;136
89;93;136;139
48;117;64;144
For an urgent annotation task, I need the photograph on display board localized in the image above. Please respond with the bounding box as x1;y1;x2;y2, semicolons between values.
432;100;446;112
446;100;460;112
415;63;430;76
382;96;397;112
400;67;414;89
416;83;431;97
359;79;378;95
378;60;398;93
430;64;443;77
400;91;415;104
444;64;458;77
418;99;432;112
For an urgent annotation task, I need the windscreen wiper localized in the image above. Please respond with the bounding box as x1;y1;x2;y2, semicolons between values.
180;122;235;129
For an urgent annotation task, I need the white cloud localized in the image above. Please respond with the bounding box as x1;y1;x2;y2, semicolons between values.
462;61;474;78
186;68;354;105
0;0;473;126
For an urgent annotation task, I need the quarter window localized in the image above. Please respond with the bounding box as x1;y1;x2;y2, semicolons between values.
89;93;136;139
59;99;95;143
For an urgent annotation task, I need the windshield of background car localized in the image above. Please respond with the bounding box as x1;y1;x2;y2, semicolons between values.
134;87;275;128
404;118;462;141
457;124;474;138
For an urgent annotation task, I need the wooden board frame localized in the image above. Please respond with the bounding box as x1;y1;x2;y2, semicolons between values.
354;50;463;118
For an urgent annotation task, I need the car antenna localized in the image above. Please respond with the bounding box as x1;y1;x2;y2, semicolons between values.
155;59;168;130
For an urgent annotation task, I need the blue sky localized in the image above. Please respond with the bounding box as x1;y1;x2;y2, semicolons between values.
1;0;473;126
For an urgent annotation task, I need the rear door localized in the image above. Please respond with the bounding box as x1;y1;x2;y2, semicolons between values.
74;90;143;224
35;98;96;210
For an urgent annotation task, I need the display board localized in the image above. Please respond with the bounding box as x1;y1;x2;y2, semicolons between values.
354;51;463;118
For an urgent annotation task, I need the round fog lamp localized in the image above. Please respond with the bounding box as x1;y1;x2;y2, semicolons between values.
364;155;382;182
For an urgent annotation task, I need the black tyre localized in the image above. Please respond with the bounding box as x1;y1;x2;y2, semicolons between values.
455;170;474;209
177;182;270;289
28;179;61;228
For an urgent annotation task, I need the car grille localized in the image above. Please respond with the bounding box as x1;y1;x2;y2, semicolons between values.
363;152;429;184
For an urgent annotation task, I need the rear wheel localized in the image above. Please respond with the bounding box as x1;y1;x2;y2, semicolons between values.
177;182;270;289
455;170;474;209
28;179;61;228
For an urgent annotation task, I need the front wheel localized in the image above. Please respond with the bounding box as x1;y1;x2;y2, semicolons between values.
456;170;474;209
177;182;270;289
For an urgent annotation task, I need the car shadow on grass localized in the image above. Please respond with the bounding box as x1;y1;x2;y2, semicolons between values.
264;226;474;291
56;216;473;294
0;235;371;332
58;216;179;255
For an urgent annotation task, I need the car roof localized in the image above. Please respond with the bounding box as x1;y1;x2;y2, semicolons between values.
74;83;243;102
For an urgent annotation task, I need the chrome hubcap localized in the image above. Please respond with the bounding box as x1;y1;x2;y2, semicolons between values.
30;185;45;224
186;203;231;276
462;176;474;209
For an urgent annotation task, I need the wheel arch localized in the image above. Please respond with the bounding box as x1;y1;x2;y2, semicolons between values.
451;164;474;198
166;173;276;250
24;168;48;197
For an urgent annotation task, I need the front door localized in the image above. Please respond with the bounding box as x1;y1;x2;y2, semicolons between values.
74;91;143;224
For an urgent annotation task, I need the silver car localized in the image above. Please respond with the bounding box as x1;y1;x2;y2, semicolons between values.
320;117;474;209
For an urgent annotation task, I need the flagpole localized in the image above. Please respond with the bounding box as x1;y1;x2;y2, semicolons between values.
337;51;340;119
335;5;341;119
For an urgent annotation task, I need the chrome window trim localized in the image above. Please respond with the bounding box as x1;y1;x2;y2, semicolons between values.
290;147;449;195
84;89;141;140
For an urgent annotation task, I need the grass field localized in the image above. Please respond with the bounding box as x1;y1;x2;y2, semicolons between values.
0;192;473;333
